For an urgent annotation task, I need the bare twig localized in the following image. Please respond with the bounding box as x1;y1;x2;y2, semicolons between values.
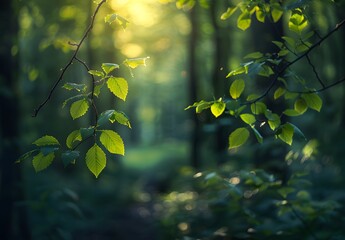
245;19;345;105
32;0;107;117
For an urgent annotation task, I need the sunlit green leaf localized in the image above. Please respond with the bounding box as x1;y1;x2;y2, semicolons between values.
301;93;322;112
274;87;286;100
294;98;308;114
66;130;82;149
289;9;308;33
107;77;128;101
251;102;267;115
123;57;149;69
110;111;131;128
229;128;250;149
85;144;106;178
237;11;251;31
278;123;294;145
105;13;129;29
271;3;283;22
101;63;119;75
99;130;125;155
240;114;256;125
33;135;60;147
61;150;80;167
226;62;252;78
62;83;87;92
70;99;90;120
211;100;226;118
284;91;299;100
88;70;105;78
255;7;265;23
221;7;238;20
283;109;302;117
230;79;245;99
265;111;281;130
32;152;55;172
185;100;212;113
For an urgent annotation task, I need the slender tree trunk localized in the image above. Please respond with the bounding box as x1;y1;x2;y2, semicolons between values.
0;0;30;239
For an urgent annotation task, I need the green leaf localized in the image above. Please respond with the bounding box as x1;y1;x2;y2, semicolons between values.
61;150;80;167
255;7;265;23
66;130;82;149
99;130;125;155
251;127;263;144
105;13;129;29
123;57;149;69
85;144;106;178
289;122;307;141
70;99;90;120
301;93;322;112
111;111;132;128
62;83;87;92
220;7;238;20
32;152;55;172
62;94;84;109
88;70;105;78
278;187;295;198
274;87;286;99
258;65;274;77
284;91;299;100
240;114;256;125
251;102;267;115
93;82;104;97
185;100;212;113
294;98;308;114
230;79;245;99
98;110;115;127
283;109;302;117
237;11;251;31
278;123;294;145
80;127;94;139
244;52;263;59
33;135;60;147
271;3;283;22
226;62;252;78
16;149;39;163
282;36;296;48
265;111;281;130
107;77;128;101
101;63;119;75
40;147;59;156
289;9;308;33
211;100;226;118
229;128;250;149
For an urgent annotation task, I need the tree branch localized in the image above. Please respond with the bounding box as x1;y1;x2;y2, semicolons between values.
32;0;107;117
246;19;345;105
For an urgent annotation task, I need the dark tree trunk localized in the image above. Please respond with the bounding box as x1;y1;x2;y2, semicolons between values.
0;1;31;239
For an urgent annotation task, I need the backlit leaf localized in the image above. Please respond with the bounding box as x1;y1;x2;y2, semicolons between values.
221;7;238;20
278;123;294;145
110;111;132;128
32;152;55;172
33;135;60;147
240;114;256;125
294;98;308;114
107;77;128;101
101;63;119;75
105;13;129;29
274;87;286;99
244;52;263;59
70;99;90;120
123;57;149;69
283;109;302;117
99;130;125;155
211;100;226;118
63;83;87;92
98;110;115;127
301;93;322;112
85;144;106;178
88;70;105;78
229;128;250;149
251;102;267;115
230;79;245;99
66;130;82;149
271;3;283;22
237;11;251;31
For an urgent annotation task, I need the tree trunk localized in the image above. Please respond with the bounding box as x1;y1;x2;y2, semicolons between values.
0;1;31;239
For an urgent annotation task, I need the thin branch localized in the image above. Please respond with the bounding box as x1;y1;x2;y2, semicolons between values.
32;0;107;117
73;57;99;127
245;19;345;105
289;76;345;94
306;54;325;88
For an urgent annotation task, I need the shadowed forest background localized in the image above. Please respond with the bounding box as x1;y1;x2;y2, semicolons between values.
1;0;345;239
